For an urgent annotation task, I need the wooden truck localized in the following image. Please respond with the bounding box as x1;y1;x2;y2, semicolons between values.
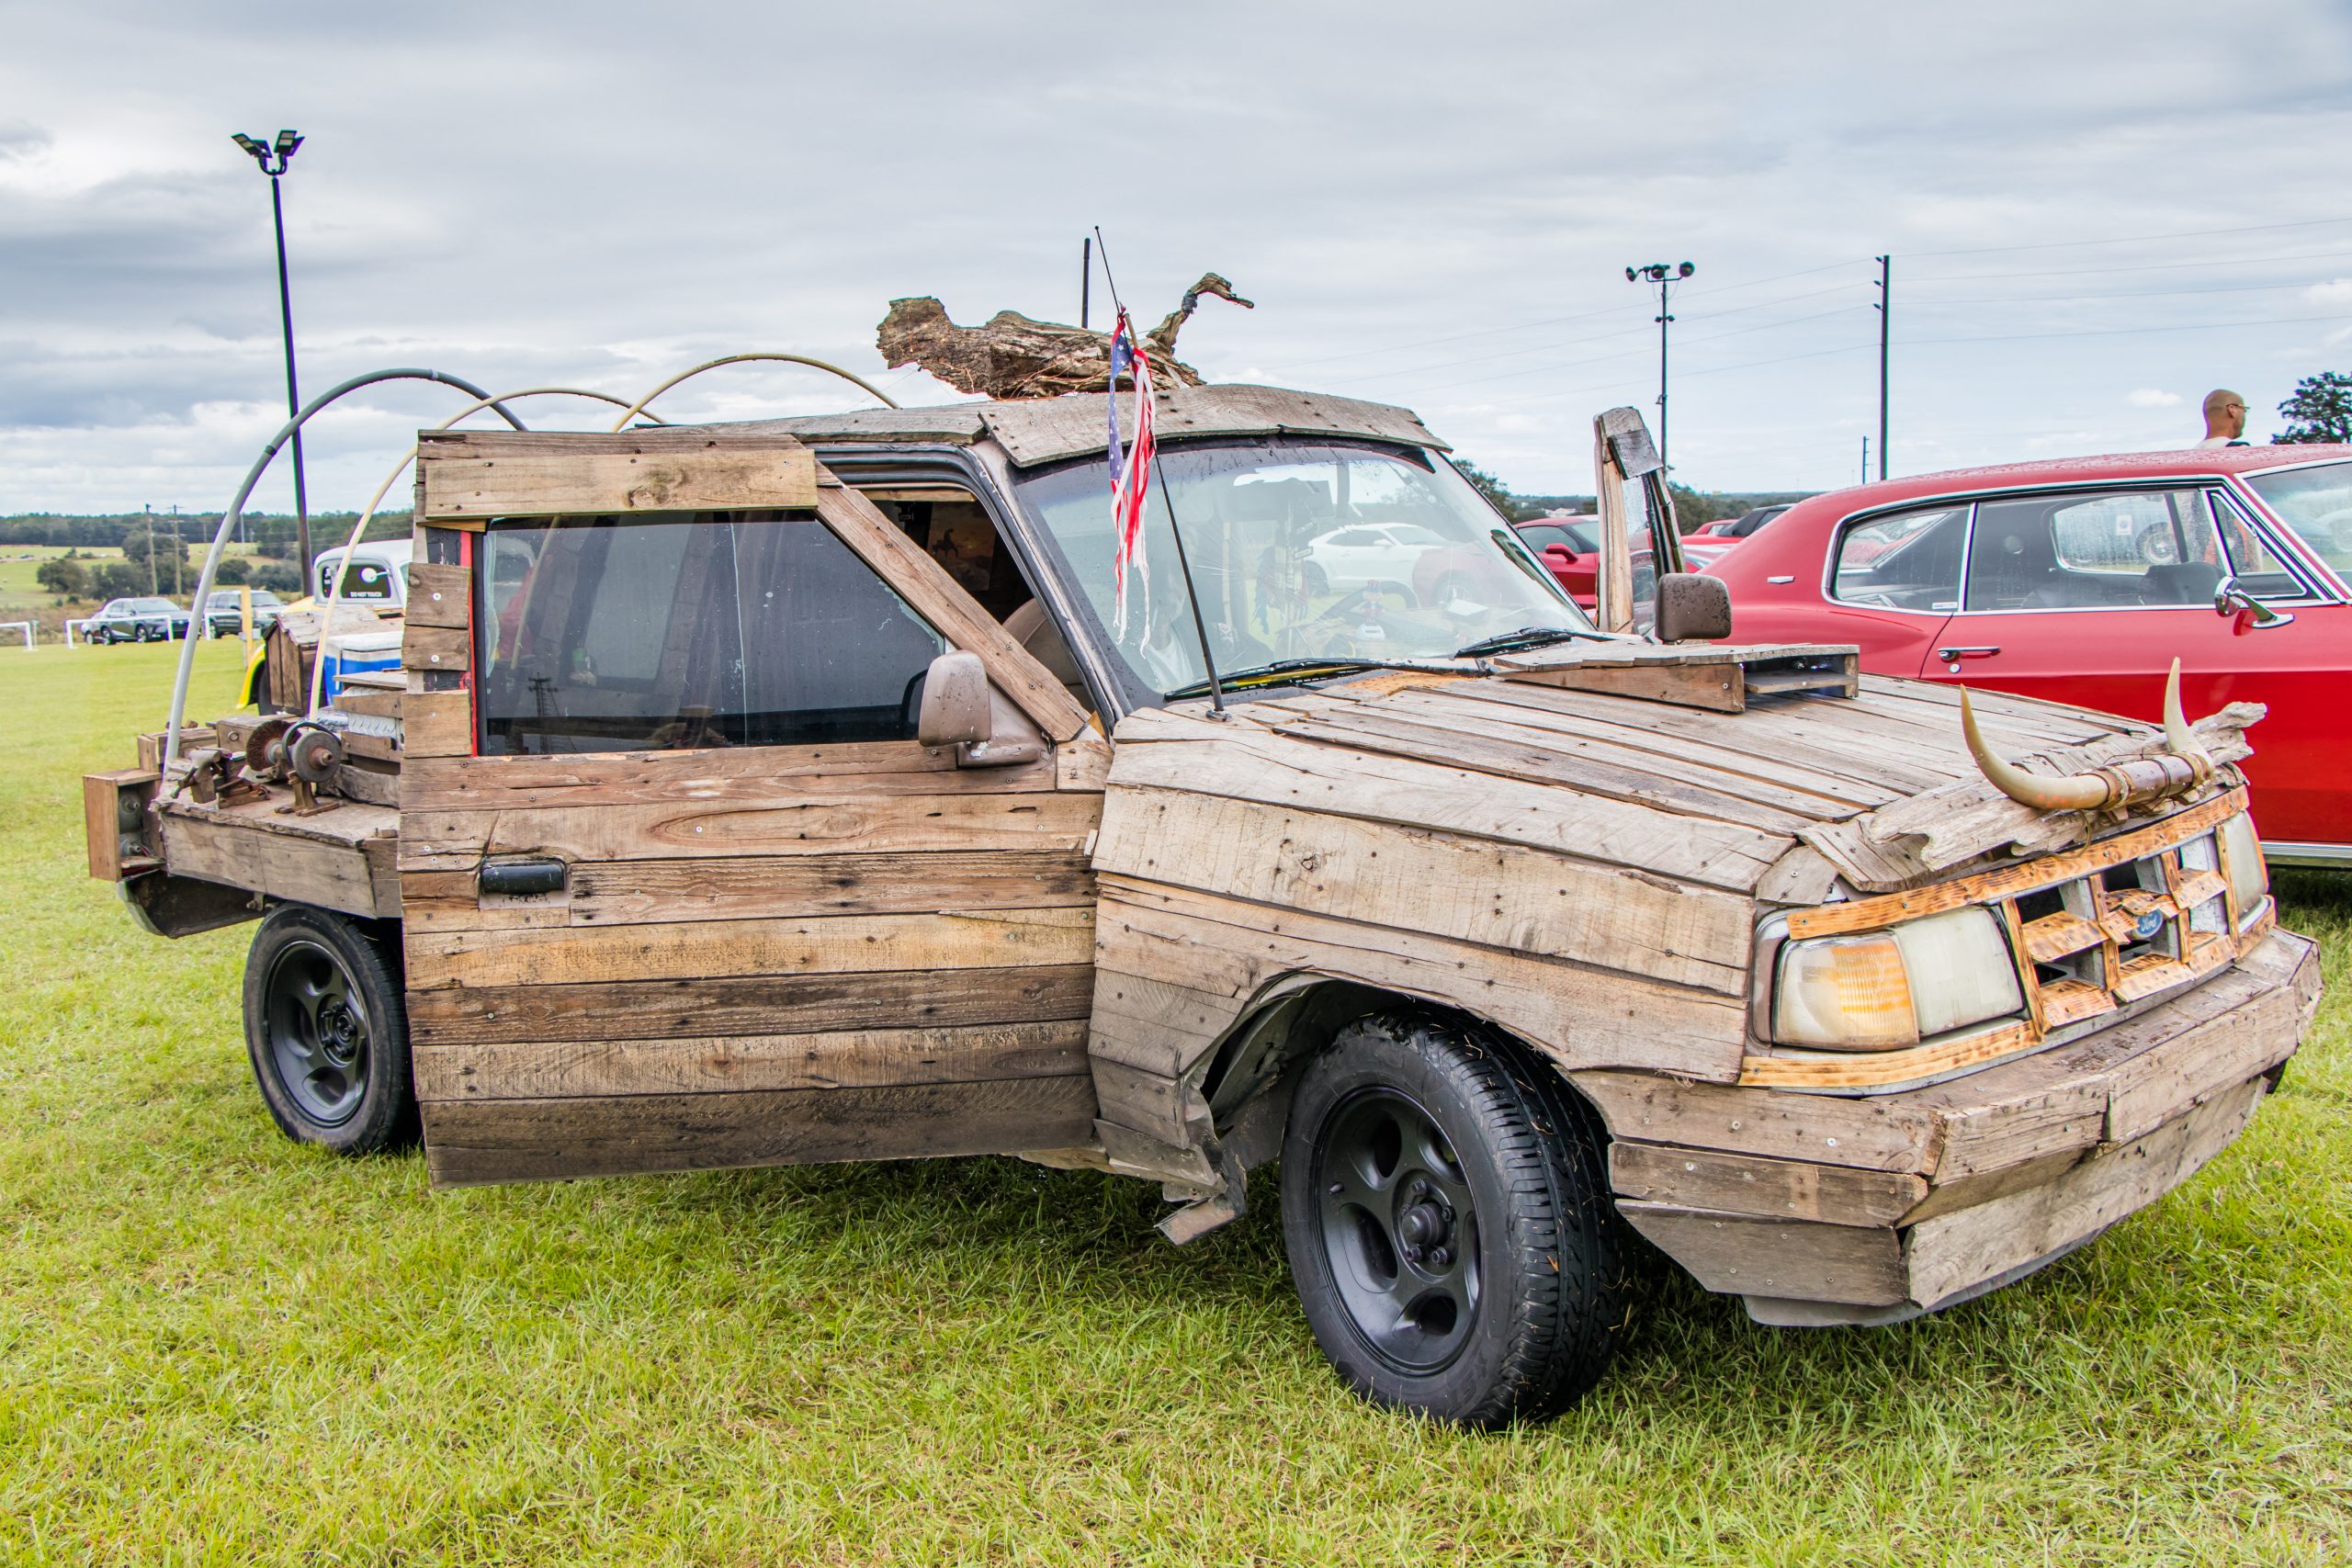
85;385;2320;1426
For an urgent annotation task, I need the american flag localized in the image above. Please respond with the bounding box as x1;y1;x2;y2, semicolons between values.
1107;310;1154;637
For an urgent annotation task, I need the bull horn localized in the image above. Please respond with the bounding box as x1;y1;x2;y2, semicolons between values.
1962;686;2109;811
2160;657;2215;782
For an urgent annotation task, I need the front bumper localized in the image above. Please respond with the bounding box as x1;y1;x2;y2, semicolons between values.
1581;930;2320;1324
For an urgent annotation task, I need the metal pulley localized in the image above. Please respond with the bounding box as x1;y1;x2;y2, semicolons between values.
285;723;346;785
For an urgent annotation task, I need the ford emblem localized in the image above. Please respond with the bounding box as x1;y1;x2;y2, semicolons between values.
2133;910;2165;941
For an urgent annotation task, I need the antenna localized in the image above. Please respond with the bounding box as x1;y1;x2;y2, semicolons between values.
1093;227;1227;716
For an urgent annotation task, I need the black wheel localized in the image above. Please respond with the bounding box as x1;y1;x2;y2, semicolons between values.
242;905;416;1155
132;624;152;643
1430;571;1476;608
1281;1015;1630;1427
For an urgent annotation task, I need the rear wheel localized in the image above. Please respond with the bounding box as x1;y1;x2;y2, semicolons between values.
242;905;416;1155
1281;1015;1630;1426
132;624;152;643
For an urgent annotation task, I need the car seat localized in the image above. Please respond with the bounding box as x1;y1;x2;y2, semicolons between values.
2138;560;2225;605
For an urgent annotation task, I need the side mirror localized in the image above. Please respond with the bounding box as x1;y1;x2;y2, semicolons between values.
916;650;992;746
1654;572;1731;643
2214;579;2295;629
1543;544;1574;565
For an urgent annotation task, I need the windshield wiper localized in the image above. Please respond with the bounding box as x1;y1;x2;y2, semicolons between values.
1163;658;1392;701
1451;625;1606;659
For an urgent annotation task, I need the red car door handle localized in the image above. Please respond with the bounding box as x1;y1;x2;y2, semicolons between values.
1936;646;2000;660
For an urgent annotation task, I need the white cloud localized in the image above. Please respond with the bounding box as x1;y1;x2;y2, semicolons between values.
2126;388;2183;408
2306;277;2352;310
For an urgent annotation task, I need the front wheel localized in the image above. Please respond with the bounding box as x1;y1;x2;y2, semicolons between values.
1280;1015;1630;1426
243;905;417;1155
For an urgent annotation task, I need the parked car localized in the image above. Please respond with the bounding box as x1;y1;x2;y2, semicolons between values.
1300;521;1451;595
1708;446;2352;863
1681;503;1793;570
1413;515;1602;610
310;539;413;609
204;587;285;637
84;596;191;643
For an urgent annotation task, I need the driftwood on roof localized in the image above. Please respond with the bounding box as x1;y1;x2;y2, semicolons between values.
876;273;1253;400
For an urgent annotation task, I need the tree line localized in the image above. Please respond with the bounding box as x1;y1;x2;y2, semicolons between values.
13;510;413;604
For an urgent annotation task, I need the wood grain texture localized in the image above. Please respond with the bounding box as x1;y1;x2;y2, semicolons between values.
1106;712;1788;892
400;690;473;760
567;850;1096;925
1608;1141;1928;1228
402;789;1102;863
420;441;820;519
1097;874;1747;1080
414;1019;1088;1100
155;804;392;919
1615;1202;1910;1306
422;1074;1099;1186
1905;1076;2266;1308
1572;1069;1944;1174
405;906;1094;990
83;768;153;881
399;622;470;674
1092;784;1751;994
407;962;1098;1048
401;740;975;811
403;562;469;628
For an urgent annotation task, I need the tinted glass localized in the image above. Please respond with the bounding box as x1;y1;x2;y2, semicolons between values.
1831;505;1967;611
1966;489;2223;610
2207;491;2301;598
477;512;945;755
2243;460;2352;574
1012;443;1584;697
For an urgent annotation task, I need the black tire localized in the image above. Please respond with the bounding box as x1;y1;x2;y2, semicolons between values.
242;905;417;1155
1280;1014;1630;1427
132;624;152;643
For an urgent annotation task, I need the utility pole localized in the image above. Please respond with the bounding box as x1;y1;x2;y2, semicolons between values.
143;503;158;594
1626;262;1695;469
1860;436;1870;485
232;130;311;574
1873;254;1891;481
1081;236;1092;331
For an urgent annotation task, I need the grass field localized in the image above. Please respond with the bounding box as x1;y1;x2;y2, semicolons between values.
3;641;2347;1564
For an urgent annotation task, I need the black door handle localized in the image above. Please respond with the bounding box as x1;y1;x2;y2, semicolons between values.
479;857;568;897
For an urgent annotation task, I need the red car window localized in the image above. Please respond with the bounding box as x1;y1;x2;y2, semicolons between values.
1830;504;1967;612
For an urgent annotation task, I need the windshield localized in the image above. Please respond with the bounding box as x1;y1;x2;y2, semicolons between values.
1012;441;1588;696
2243;460;2352;576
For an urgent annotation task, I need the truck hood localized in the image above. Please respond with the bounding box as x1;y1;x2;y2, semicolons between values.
1109;665;2257;898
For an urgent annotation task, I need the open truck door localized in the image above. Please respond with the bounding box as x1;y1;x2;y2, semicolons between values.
397;430;1107;1185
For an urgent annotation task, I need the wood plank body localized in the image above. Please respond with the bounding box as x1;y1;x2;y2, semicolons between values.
154;800;396;919
420;435;820;519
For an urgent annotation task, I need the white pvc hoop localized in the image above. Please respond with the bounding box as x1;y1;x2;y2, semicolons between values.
0;621;30;650
64;618;89;647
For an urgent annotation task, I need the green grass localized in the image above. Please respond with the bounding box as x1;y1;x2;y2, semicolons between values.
3;642;2348;1565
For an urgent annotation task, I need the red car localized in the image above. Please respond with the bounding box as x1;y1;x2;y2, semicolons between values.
1708;446;2352;863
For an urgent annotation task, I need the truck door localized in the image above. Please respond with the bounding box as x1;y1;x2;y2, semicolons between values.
398;431;1105;1187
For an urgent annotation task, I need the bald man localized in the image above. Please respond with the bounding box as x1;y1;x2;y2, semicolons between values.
2197;388;2250;447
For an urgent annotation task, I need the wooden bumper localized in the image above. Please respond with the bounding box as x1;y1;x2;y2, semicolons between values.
1579;930;2318;1320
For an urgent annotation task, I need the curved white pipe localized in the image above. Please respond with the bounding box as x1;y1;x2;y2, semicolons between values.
605;352;899;432
164;369;527;772
302;387;652;719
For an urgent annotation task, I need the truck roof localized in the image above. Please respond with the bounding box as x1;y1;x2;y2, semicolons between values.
703;381;1452;468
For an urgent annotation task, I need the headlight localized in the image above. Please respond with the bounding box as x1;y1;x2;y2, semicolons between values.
1773;908;2023;1051
2219;813;2268;923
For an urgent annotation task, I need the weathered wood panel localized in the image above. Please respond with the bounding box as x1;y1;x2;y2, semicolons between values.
414;1019;1088;1100
401;690;472;760
156;806;390;918
1614;1202;1910;1306
403;790;1100;863
398;622;469;674
1106;712;1788;891
420;442;820;519
565;850;1095;926
1097;875;1747;1080
1092;784;1750;994
423;1074;1099;1186
406;907;1094;990
403;562;470;628
1608;1141;1928;1228
1905;1076;2265;1308
408;963;1098;1048
402;741;970;812
1572;1069;1943;1175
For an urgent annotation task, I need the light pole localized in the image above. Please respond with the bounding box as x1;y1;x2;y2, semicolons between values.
1625;262;1694;471
232;129;311;576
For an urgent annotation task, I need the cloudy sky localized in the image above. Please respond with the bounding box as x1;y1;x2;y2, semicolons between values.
5;1;2350;513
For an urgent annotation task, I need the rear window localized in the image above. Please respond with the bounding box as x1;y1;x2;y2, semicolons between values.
475;511;946;755
1830;504;1968;611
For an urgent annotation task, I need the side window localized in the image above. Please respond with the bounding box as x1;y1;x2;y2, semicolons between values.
2207;491;2302;599
476;510;947;756
1968;488;2222;611
1830;504;1968;612
1518;525;1571;553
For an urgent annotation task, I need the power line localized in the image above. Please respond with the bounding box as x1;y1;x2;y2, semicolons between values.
1903;276;2346;309
1909;244;2352;284
1899;310;2352;347
1901;214;2352;260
